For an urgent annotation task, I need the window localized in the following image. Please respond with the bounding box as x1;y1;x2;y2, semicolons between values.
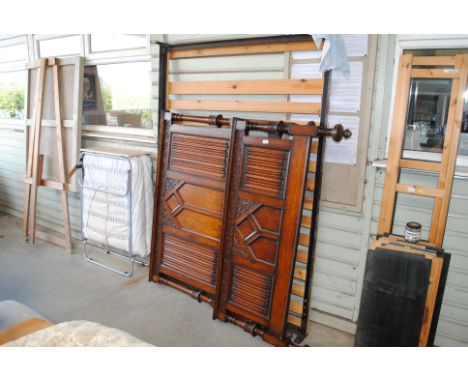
0;43;27;63
82;61;153;129
38;35;81;57
0;70;25;119
90;34;146;53
460;89;468;156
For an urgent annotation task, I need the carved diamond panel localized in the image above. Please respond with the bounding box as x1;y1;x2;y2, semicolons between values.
164;182;224;241
233;199;282;265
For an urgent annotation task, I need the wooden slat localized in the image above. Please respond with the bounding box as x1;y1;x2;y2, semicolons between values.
296;249;308;264
303;195;313;210
287;314;302;327
291;282;305;297
23;58;47;236
301;214;311;229
168;99;321;114
308;160;317;173
294;268;307;281
412;56;456;67
168;79;324;95
310;140;318;154
410;68;459;79
29;154;44;244
432;55;468;246
24;177;67;191
169;41;319;59
289;300;304;315
400;159;441;172
53;63;72;255
36;229;67;248
396;183;444;198
299;233;309;247
306;178;315;192
378;54;414;235
419;257;443;346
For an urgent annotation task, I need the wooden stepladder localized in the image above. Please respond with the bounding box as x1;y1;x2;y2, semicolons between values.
378;54;468;247
23;57;73;254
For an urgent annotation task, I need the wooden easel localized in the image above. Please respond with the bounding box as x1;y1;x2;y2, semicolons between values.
378;54;468;247
23;57;72;254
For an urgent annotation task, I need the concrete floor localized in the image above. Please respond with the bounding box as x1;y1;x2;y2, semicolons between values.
0;213;354;346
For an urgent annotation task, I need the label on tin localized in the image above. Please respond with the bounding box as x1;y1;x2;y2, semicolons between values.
405;229;421;243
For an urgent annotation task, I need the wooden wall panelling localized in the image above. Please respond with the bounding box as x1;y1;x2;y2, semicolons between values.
213;118;311;345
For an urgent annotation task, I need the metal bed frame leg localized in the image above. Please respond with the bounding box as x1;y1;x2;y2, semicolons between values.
83;240;139;277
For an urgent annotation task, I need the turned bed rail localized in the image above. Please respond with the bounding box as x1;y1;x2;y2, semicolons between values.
169;112;352;142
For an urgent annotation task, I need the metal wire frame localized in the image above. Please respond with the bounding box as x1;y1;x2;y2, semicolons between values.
78;151;151;277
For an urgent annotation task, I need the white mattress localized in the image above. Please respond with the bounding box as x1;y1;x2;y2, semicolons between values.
81;153;153;257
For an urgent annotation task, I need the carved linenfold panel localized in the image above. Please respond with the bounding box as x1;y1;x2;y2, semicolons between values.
169;133;229;179
161;233;217;287
228;264;273;318
241;146;289;198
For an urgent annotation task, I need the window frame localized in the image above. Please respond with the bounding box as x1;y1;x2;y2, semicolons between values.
26;34;155;138
0;35;28;124
385;35;468;167
86;34;149;57
33;34;84;60
81;34;154;137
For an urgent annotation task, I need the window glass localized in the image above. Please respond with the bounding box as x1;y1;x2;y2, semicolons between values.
0;43;27;63
82;61;152;129
90;34;146;52
39;35;81;57
458;87;468;156
0;70;25;119
403;78;452;155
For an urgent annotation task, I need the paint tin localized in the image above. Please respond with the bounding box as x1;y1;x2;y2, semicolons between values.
405;221;422;243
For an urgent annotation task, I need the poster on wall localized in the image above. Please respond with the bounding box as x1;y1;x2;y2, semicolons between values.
83;72;97;110
290;36;367;165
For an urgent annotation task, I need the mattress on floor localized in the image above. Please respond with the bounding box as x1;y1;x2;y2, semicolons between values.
3;320;153;347
82;153;153;257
